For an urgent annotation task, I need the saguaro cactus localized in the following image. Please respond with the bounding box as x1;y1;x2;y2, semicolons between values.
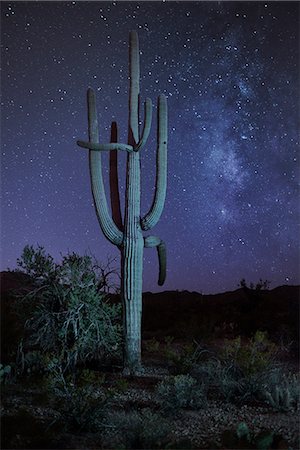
77;31;168;374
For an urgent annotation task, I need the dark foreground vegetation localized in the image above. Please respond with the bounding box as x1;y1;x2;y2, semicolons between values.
1;246;299;449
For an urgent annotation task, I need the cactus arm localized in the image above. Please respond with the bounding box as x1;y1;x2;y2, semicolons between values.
128;31;140;146
144;236;167;286
144;236;161;248
140;94;168;231
134;98;152;151
86;88;123;246
109;121;123;231
77;141;134;152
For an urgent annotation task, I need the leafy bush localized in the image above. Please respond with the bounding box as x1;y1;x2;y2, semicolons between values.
156;374;207;413
106;409;169;449
15;245;122;374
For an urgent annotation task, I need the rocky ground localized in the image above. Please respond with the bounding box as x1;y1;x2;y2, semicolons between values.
1;353;299;450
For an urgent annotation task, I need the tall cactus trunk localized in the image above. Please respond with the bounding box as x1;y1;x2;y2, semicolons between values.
77;30;168;376
122;150;144;372
122;31;143;374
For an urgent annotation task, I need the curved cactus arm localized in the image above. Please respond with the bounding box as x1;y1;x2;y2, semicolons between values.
134;98;152;151
109;121;123;231
140;94;168;231
85;87;123;246
144;235;161;248
77;140;134;152
144;236;167;286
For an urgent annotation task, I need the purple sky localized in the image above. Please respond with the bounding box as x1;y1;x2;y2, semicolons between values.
1;1;299;293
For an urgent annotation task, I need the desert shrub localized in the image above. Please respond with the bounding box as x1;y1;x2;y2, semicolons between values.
15;245;122;375
156;374;207;414
207;354;299;408
105;409;169;449
215;363;273;403
219;422;287;450
16;244;56;279
191;334;283;405
262;372;300;412
144;337;160;353
222;331;277;377
114;377;129;392
46;362;113;432
0;363;11;384
163;338;209;374
212;331;280;404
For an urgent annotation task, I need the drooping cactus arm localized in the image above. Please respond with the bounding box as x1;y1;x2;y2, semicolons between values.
134;98;152;151
141;94;168;231
109;121;123;231
77;141;134;152
85;88;123;246
144;236;167;286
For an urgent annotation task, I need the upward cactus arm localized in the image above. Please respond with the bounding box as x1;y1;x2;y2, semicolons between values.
141;94;168;231
128;31;140;145
109;121;123;231
84;88;123;246
134;98;152;151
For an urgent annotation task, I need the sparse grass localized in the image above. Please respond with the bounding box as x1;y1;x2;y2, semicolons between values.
156;374;208;414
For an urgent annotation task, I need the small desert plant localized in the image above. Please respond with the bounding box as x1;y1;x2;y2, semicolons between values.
191;333;281;404
214;363;286;405
14;246;122;375
156;374;207;414
163;338;207;374
106;409;170;449
144;337;160;353
216;331;279;403
222;331;277;377
219;421;288;450
0;363;11;384
115;377;129;392
46;361;112;432
262;372;300;412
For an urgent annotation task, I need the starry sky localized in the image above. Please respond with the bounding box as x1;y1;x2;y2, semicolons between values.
1;1;299;294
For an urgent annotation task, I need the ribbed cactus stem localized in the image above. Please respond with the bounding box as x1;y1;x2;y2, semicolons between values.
134;98;152;150
87;88;123;246
78;141;134;152
122;31;144;372
77;31;168;375
141;94;168;230
129;30;140;146
144;236;166;285
109;122;123;231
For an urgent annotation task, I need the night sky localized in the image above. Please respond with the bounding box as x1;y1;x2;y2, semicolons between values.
1;1;299;294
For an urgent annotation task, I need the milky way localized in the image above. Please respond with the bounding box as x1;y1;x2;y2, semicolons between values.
1;1;299;293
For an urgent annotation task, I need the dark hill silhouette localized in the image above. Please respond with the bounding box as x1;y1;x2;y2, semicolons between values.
141;286;299;343
1;271;299;362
